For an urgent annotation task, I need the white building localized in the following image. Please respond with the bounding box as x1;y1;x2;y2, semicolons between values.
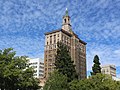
29;58;44;78
112;76;120;81
101;65;116;77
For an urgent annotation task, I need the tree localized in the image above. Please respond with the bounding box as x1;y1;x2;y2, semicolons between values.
43;70;68;90
55;42;78;82
69;73;120;90
0;48;40;89
91;55;101;75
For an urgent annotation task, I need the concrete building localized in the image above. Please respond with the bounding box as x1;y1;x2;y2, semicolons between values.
101;65;116;77
29;58;44;78
44;9;87;79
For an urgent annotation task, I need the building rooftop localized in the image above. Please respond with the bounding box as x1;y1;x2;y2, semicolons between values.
101;65;116;68
45;29;87;45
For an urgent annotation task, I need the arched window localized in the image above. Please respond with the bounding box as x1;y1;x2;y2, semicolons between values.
64;19;66;23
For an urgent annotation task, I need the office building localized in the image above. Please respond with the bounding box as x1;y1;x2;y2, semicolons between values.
44;9;87;79
29;58;44;78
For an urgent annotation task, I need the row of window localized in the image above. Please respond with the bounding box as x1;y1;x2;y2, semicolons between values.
33;69;44;73
46;42;70;50
39;70;44;73
29;62;44;65
39;66;44;69
39;74;44;76
62;35;70;43
46;34;70;45
47;34;59;39
46;43;84;51
102;69;109;73
29;62;37;65
40;62;44;65
32;66;37;68
45;44;57;50
44;62;54;67
31;65;44;69
76;46;85;53
102;70;115;74
34;74;44;77
47;34;59;45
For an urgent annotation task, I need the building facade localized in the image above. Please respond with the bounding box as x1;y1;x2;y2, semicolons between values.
101;65;116;77
29;58;44;78
44;9;87;79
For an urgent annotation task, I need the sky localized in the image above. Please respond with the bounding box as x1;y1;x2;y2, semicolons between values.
0;0;120;77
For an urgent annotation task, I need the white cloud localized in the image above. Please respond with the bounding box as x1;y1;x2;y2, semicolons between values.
114;49;120;56
0;0;120;76
87;43;120;71
0;35;44;58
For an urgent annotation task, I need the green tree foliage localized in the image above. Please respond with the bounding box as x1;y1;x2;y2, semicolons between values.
91;55;101;75
43;70;68;90
0;48;40;89
69;73;120;90
55;42;78;82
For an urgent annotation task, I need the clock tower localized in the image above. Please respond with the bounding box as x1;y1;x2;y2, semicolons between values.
62;8;72;33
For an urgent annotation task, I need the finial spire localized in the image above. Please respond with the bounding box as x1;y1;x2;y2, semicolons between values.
66;8;68;11
65;8;68;16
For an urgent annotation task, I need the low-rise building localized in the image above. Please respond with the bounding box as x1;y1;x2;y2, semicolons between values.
101;65;116;77
29;58;44;78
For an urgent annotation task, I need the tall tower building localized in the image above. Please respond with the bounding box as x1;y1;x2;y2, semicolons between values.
44;9;87;79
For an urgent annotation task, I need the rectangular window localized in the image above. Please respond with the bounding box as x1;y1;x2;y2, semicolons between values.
39;66;44;69
54;35;56;43
50;36;52;44
49;54;52;57
32;66;37;68
45;68;47;71
49;59;52;62
39;70;44;73
54;44;56;48
39;74;43;76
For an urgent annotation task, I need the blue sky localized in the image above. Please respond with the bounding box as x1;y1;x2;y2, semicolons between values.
0;0;120;77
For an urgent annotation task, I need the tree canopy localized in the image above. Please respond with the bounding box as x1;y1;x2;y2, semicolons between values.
69;74;120;90
0;48;40;89
43;70;68;90
55;42;78;82
91;55;101;75
44;72;120;90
